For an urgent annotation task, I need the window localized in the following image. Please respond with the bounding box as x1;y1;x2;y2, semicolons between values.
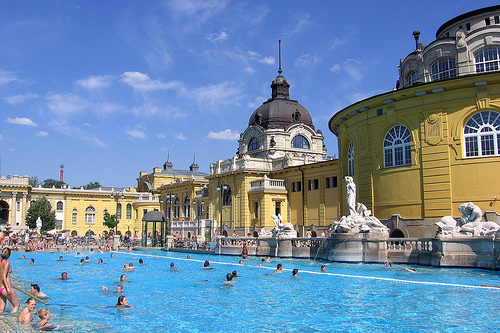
475;47;500;73
275;201;281;216
347;142;355;176
308;179;319;190
291;135;310;149
407;71;418;86
292;111;301;121
126;204;132;219
291;181;302;192
72;212;77;224
431;58;456;81
223;186;232;205
85;206;95;224
464;110;500;157
254;202;259;219
384;125;412;168
143;209;148;217
56;201;63;211
116;203;122;219
16;201;21;211
248;137;260;151
183;196;191;219
174;197;180;219
326;176;338;188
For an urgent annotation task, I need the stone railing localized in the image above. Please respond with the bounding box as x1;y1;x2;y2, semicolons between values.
249;178;286;191
386;238;433;251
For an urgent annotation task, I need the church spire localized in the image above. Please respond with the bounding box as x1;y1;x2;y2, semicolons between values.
163;151;173;171
189;153;199;172
270;39;290;100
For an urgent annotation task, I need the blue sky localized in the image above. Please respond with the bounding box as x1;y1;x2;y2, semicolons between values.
1;1;497;187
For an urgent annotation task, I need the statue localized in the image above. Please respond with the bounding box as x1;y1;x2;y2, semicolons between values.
436;202;500;237
36;217;42;234
331;177;389;234
258;214;297;239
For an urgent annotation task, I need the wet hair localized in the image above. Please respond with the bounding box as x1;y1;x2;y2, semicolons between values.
261;258;266;262
31;284;40;292
26;297;36;305
61;272;67;277
139;259;144;264
204;260;210;267
116;285;123;291
226;273;233;281
292;269;299;276
232;270;238;277
80;259;85;263
277;264;282;270
85;256;89;260
116;296;126;306
34;308;50;319
120;274;126;280
98;259;103;263
321;265;326;270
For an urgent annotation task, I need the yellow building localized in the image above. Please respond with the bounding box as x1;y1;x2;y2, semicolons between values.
0;175;160;237
329;5;500;222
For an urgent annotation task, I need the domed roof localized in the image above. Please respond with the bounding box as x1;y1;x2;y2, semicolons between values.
248;73;314;130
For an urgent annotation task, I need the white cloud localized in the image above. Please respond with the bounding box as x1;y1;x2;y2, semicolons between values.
330;64;341;73
245;67;255;74
207;31;228;43
191;81;242;111
120;71;180;91
158;133;166;139
126;129;146;140
288;13;311;35
207;129;240;140
5;117;37;127
36;131;48;137
77;75;114;90
168;0;230;24
46;93;88;116
176;133;186;140
295;54;321;67
0;69;22;85
247;51;275;65
4;92;39;105
330;59;364;87
48;120;108;148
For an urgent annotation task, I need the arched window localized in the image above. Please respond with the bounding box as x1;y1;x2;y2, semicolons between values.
56;201;63;211
475;47;500;73
116;203;122;219
464;110;500;157
85;206;96;224
174;197;180;219
223;186;232;205
431;58;456;81
126;204;132;219
384;125;412;168
183;195;190;219
406;71;418;86
347;142;354;176
291;135;310;149
248;137;260;151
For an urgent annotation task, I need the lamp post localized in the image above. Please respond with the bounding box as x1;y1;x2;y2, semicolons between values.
216;182;227;238
193;200;205;237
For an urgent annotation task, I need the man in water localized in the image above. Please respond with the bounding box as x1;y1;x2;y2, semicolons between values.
30;284;48;298
58;272;70;280
101;285;123;293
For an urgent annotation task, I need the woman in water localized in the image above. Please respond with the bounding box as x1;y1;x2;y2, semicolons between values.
117;274;131;283
0;248;20;313
18;297;36;324
116;296;135;310
35;308;53;330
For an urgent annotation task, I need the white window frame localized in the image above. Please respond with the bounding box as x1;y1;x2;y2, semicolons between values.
464;110;500;157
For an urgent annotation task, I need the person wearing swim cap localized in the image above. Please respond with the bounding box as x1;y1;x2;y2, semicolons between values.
170;262;177;271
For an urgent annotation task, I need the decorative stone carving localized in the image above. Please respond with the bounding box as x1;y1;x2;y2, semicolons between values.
436;202;500;237
258;214;297;239
331;177;389;234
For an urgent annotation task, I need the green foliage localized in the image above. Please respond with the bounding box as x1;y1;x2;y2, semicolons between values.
103;212;119;231
84;181;101;190
28;176;40;187
42;178;66;188
25;196;56;233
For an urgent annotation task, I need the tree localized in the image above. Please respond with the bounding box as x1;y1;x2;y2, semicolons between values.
42;179;66;189
103;212;119;233
25;196;56;233
84;181;101;190
28;176;40;187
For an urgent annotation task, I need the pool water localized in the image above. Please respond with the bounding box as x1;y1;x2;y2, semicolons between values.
5;249;500;332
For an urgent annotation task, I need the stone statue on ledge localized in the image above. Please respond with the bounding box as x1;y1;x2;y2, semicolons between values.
436;202;500;238
258;214;297;239
331;177;389;234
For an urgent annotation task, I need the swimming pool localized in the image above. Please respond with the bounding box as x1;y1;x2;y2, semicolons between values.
5;249;500;332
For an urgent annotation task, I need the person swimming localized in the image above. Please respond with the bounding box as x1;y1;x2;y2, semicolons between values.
292;269;299;277
272;264;283;274
34;308;53;330
116;296;135;310
203;261;212;269
101;285;123;293
170;262;178;271
18;297;36;324
30;284;48;298
117;274;131;283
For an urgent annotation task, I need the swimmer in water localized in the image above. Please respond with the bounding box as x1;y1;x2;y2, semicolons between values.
232;270;238;278
35;308;53;330
170;262;178;271
292;269;299;277
57;272;70;280
30;284;48;298
138;259;144;264
18;297;36;324
117;274;131;283
98;259;103;264
203;261;212;269
320;265;326;272
79;258;85;265
224;273;235;285
29;258;35;264
116;296;135;310
101;285;123;293
272;264;283;274
57;256;64;261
